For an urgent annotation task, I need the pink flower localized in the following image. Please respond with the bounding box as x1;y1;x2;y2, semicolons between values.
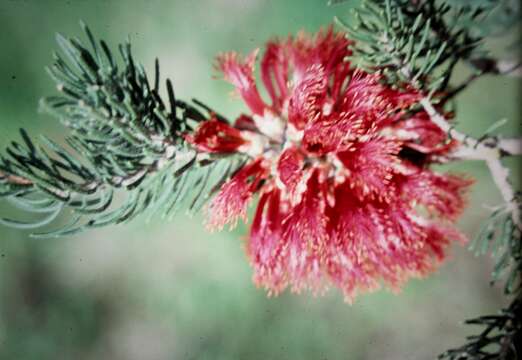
187;27;473;302
185;117;247;153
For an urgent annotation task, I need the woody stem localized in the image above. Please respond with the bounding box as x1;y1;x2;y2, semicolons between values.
420;98;521;230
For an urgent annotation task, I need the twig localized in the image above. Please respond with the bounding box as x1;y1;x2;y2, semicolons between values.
420;98;522;229
444;59;522;101
490;59;522;77
442;71;483;101
0;170;33;186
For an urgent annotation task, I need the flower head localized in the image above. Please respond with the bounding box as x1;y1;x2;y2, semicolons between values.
187;27;472;302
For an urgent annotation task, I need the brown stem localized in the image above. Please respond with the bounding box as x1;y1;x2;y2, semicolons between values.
0;170;33;186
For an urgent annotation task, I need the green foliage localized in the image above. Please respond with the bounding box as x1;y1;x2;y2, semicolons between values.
438;294;521;360
466;198;522;352
0;24;244;237
335;0;507;93
469;207;522;295
447;0;520;37
0;2;520;358
334;0;522;357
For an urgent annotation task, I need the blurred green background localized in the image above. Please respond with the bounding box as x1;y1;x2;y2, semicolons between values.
0;1;519;359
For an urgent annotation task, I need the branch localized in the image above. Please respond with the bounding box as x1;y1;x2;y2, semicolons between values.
420;98;521;230
0;24;244;237
439;291;522;360
470;57;522;78
421;99;522;157
336;0;522;356
498;138;522;156
0;170;33;186
444;59;522;101
441;71;483;101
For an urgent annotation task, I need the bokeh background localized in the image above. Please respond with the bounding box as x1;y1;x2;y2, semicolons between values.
0;1;520;359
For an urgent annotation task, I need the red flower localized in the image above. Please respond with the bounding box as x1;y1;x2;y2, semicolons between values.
185;117;248;153
187;27;473;302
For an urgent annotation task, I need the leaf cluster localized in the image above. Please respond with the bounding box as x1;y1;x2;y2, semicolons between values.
333;0;522;356
469;206;522;295
0;24;244;237
439;294;521;360
336;0;507;92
